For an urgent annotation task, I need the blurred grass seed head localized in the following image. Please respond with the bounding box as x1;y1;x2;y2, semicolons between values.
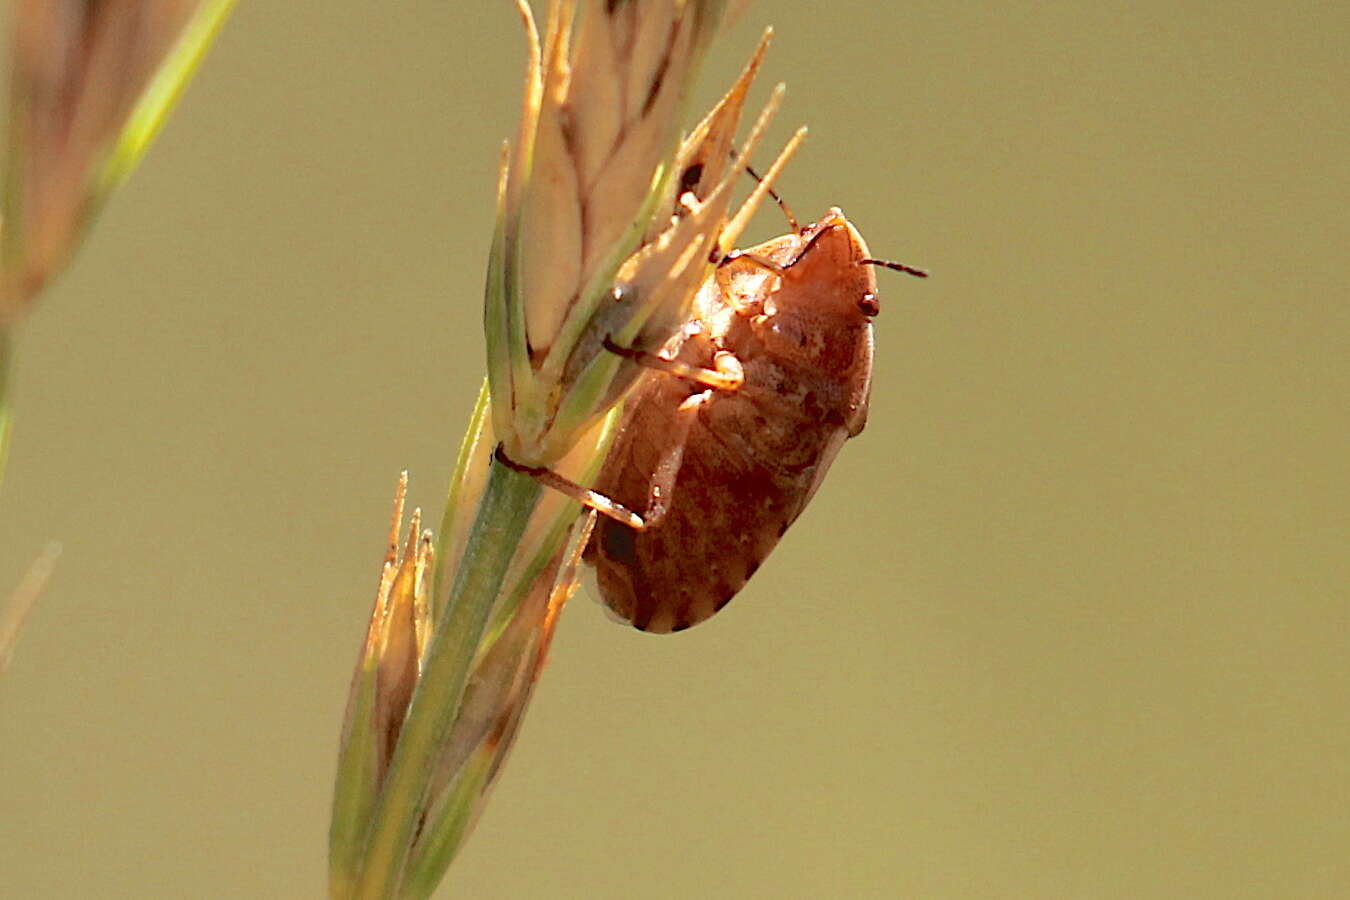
0;0;235;324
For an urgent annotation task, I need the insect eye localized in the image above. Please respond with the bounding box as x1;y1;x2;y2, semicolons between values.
857;293;880;317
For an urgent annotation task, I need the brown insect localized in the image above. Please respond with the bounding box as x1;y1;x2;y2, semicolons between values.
582;208;924;632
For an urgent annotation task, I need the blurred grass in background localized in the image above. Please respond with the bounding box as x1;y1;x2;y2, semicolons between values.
0;0;236;666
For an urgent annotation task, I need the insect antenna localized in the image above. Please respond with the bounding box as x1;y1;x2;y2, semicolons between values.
728;146;801;233
718;248;785;274
725;218;860;273
744;163;801;233
860;257;929;278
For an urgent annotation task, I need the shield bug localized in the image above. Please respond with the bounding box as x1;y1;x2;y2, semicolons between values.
583;208;924;632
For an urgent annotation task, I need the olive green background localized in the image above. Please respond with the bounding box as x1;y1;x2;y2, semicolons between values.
2;2;1346;897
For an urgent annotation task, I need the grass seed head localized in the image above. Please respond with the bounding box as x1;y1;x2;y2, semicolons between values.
485;1;799;466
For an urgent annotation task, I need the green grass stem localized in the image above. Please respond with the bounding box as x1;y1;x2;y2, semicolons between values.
351;457;543;898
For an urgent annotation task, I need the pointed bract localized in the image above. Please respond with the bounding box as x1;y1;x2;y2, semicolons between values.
329;475;434;896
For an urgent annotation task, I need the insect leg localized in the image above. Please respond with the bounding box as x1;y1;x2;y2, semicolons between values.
602;336;744;392
494;444;645;530
638;390;709;529
495;437;707;532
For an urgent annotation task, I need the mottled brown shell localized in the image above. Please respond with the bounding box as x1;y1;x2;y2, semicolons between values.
585;210;880;632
